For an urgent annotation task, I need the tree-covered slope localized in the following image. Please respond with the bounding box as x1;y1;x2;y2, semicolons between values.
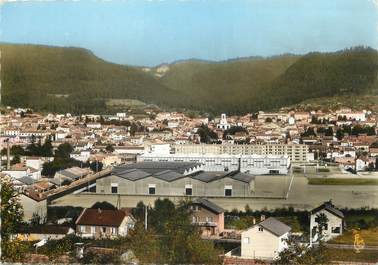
154;56;299;113
1;44;377;114
0;44;180;113
260;47;378;109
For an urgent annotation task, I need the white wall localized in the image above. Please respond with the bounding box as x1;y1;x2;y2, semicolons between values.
241;225;288;260
140;154;290;175
310;209;343;242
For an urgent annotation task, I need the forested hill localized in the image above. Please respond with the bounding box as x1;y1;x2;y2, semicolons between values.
1;44;378;114
260;47;378;110
0;44;182;113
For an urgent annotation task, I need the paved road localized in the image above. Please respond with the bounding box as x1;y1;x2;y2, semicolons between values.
50;174;378;211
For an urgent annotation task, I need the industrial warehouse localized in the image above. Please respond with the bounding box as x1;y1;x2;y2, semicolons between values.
95;162;255;197
138;153;291;175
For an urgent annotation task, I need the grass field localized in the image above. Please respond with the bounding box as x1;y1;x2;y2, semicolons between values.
106;98;147;107
308;178;378;185
329;228;378;246
326;248;378;263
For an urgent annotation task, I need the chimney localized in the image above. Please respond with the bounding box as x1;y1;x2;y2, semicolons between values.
237;156;241;172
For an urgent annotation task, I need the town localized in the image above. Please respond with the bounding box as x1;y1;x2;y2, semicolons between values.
1;105;378;263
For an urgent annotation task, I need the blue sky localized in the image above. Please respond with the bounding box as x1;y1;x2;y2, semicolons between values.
1;0;378;66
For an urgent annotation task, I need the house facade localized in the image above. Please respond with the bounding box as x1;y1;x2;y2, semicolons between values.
240;217;291;260
173;143;310;163
75;208;135;239
189;198;224;236
310;201;344;243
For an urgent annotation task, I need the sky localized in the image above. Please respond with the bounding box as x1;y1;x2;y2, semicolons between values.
1;0;378;66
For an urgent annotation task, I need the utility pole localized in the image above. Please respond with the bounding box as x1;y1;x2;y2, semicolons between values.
145;205;148;231
6;139;10;170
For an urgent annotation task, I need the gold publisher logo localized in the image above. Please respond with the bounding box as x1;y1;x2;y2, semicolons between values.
353;229;365;253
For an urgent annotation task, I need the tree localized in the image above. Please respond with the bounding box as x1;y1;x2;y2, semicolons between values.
325;127;333;136
55;142;74;158
128;199;221;264
274;235;330;265
1;175;27;262
41;139;54;157
223;126;248;139
302;127;316;137
128;223;161;263
129;123;138;136
105;144;115;153
310;116;319;124
89;161;103;172
1;145;25;156
314;212;329;240
11;154;21;165
91;201;116;210
197;124;218;143
132;201;146;222
30;212;42;226
370;141;378;148
41;157;81;177
336;129;344;140
149;199;176;234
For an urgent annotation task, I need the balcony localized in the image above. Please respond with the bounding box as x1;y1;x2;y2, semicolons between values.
193;221;218;227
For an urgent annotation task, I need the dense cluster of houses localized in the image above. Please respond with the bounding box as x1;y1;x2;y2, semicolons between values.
2;107;377;174
0;107;376;263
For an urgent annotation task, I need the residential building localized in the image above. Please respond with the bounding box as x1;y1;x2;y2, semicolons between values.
173;143;310;163
75;208;135;239
19;191;48;224
310;201;344;243
240;217;291;260
190;198;225;236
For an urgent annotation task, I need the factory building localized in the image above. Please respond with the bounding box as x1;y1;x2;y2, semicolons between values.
95;162;255;197
139;153;290;175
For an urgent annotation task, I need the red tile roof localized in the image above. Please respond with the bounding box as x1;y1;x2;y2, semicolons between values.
76;209;126;227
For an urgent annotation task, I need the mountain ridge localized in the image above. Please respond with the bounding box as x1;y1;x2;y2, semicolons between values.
1;43;377;114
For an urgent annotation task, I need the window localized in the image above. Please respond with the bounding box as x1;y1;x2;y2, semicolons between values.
111;183;118;194
185;188;192;196
102;227;106;233
192;205;201;211
149;187;156;194
185;184;193;196
148;184;156;195
243;237;250;244
80;225;85;233
111;227;117;235
225;185;232;197
331;226;340;234
258;227;264;232
206;217;213;222
91;226;95;234
269;170;279;174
